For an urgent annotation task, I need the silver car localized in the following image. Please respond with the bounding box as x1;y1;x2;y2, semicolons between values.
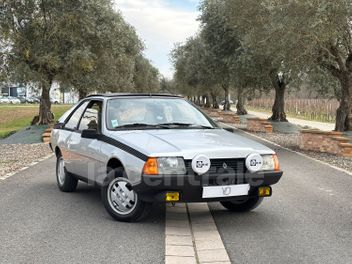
0;96;10;104
51;94;283;222
1;96;21;104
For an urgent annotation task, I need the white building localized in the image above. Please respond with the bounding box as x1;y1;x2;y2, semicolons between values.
0;82;78;104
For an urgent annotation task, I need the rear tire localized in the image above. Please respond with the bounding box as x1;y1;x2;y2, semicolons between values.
101;167;151;222
56;154;78;192
220;196;263;212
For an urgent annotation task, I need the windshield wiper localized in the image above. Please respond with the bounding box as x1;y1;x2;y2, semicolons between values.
113;123;166;130
189;124;214;129
160;122;193;127
159;123;214;129
113;123;214;130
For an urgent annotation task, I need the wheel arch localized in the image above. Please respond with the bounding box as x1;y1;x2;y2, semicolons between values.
106;157;125;175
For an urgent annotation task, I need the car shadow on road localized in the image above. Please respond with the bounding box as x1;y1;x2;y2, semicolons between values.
209;203;281;231
63;182;166;224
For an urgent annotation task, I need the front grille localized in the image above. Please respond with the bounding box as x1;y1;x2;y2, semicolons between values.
185;159;248;186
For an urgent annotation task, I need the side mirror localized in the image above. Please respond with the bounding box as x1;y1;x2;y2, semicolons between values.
81;129;99;139
54;122;65;129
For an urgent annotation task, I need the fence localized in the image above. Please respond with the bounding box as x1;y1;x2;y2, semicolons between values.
247;98;339;123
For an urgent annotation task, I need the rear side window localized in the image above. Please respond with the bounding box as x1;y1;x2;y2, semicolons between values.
65;101;89;130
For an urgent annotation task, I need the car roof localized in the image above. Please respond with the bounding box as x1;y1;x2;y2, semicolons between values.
86;93;183;99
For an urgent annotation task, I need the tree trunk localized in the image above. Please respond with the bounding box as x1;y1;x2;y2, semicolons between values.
269;73;288;122
236;87;248;115
335;72;352;131
37;80;53;125
211;92;219;109
195;96;200;105
201;95;206;107
223;84;230;111
204;94;211;108
79;89;87;100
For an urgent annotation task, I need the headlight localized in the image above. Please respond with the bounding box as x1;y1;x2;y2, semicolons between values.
158;157;186;174
261;154;280;171
143;157;186;175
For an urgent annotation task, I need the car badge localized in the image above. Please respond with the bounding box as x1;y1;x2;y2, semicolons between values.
223;162;228;169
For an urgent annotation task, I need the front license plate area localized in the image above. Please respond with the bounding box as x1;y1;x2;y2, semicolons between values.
202;184;250;199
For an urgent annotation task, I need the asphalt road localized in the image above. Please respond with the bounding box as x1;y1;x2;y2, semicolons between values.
0;131;351;264
210;130;352;264
0;157;165;264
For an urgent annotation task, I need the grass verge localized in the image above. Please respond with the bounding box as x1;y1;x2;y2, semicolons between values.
247;106;335;124
0;104;72;139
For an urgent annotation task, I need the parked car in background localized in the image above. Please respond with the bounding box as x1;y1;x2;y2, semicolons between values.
0;96;21;104
26;96;40;104
0;96;10;104
8;96;21;104
17;96;27;104
51;98;60;104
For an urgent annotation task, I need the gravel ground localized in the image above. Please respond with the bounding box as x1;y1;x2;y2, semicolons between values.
0;144;52;177
250;132;352;173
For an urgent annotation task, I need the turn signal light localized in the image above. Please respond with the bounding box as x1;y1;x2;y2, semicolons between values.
273;154;280;171
258;186;272;197
143;158;159;175
165;192;180;202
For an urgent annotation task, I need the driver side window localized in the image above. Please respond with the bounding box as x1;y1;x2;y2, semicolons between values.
79;101;102;132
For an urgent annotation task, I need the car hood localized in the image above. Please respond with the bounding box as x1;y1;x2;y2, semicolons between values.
105;129;274;160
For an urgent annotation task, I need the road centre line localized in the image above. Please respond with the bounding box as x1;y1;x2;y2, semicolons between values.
165;203;231;264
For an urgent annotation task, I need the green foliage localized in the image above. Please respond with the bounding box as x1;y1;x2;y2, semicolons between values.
172;0;271;110
0;0;147;122
172;0;352;127
159;77;176;94
247;0;352;130
133;55;160;93
200;0;240;85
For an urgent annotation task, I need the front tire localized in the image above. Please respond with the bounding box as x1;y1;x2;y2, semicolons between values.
101;168;151;222
220;196;263;212
56;154;78;192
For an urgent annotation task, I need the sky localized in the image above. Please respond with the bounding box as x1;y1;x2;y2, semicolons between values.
115;0;200;79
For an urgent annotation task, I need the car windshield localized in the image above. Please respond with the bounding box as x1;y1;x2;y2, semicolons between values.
106;97;215;130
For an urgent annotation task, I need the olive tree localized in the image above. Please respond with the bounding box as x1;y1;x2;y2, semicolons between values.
0;0;142;124
199;0;242;111
225;0;352;130
171;35;223;107
224;0;295;121
263;0;352;131
133;55;160;93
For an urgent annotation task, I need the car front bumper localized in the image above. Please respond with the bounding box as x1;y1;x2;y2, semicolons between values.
133;171;283;202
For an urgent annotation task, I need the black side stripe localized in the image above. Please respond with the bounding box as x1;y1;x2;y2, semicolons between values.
99;135;148;162
54;126;149;161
